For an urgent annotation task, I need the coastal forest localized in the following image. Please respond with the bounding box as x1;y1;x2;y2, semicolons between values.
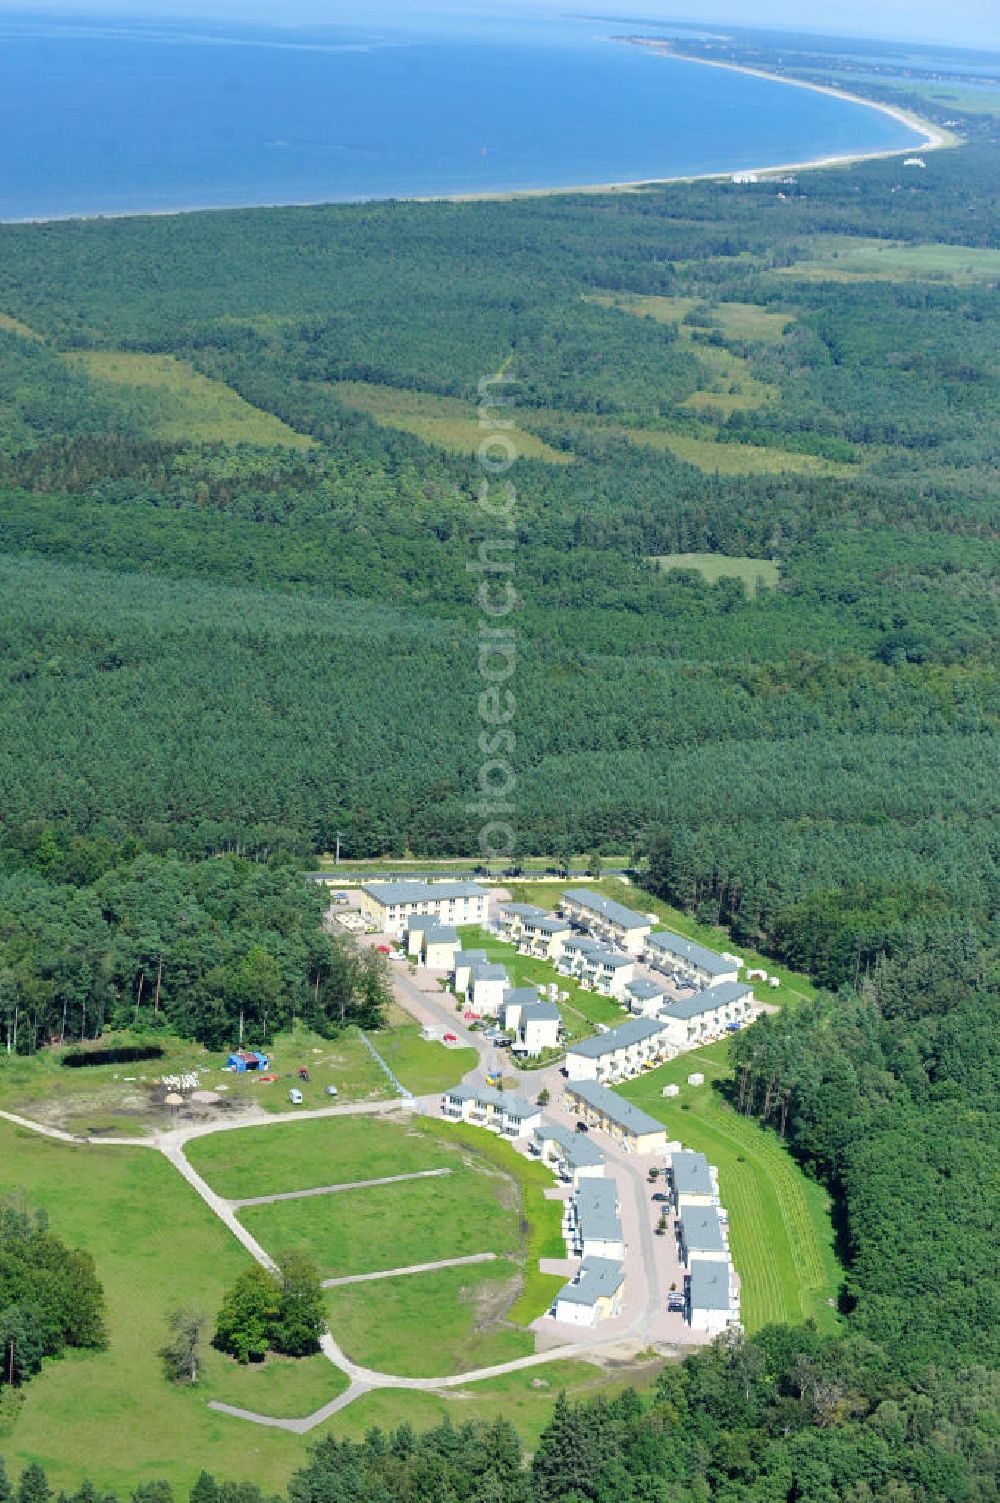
0;45;999;1503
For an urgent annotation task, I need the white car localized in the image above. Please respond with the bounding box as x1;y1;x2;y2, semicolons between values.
289;1088;304;1105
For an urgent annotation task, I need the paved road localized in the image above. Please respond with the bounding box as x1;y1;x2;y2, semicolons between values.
230;1167;449;1208
322;1251;497;1288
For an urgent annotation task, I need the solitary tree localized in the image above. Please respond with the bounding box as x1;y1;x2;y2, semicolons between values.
272;1252;324;1357
159;1307;205;1385
213;1266;280;1364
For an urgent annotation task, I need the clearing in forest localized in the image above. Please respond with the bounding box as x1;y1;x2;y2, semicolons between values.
589;291;785;413
332;379;573;462
774;236;1000;284
64;351;315;447
650;553;781;596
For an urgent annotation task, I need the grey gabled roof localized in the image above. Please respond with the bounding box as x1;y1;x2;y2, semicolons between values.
471;960;509;983
567;1016;664;1060
531;916;570;934
519;1000;561;1024
671;1150;713;1197
576;1178;621;1244
567;1079;666;1139
499;902;548;919
660;995;722;1022
562;889;651;931
502;986;544;1007
362;880;486;905
689;1259;731;1312
535;1120;605;1168
453;949;486;967
704;980;754;1006
627;978;666;1000
648;930;733;977
679;1205;726;1255
423;925;459;945
502;1093;538;1120
443;1084;536;1118
556;1257;624;1307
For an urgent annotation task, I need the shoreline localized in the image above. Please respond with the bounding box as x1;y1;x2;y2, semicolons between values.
421;43;954;205
0;41;957;226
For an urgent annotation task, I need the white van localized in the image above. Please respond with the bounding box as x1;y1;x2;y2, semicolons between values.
289;1088;304;1105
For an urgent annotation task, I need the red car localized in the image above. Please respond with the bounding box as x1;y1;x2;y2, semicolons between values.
443;1033;458;1043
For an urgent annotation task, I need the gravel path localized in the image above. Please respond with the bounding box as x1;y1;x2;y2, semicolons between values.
230;1166;450;1208
321;1251;496;1287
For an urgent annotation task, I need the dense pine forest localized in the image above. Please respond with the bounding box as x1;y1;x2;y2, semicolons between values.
1;58;999;1500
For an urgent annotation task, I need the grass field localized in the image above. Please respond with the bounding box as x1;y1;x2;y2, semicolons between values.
325;1258;534;1377
590;292;793;343
239;1153;520;1278
0;1017;472;1135
774;236;1000;285
650;553;781;596
185;1112;457;1199
65;351;315;447
331;380;573;463
0;1122;334;1493
0;311;43;340
456;924;622;1041
618;1045;841;1333
325;1356;650;1447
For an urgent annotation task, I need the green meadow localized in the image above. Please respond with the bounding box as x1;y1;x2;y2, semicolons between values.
332;379;573;462
65;351;315;446
650;552;781;596
775;236;1000;284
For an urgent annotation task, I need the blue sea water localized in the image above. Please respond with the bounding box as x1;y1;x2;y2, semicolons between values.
0;12;926;221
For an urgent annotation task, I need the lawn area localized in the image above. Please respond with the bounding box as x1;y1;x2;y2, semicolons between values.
200;1348;348;1420
185;1112;458;1199
64;351;315;447
590;291;793;343
773;236;1000;285
456;924;623;1041
649;552;780;597
0;1120;334;1494
331;380;573;463
617;1045;841;1334
321;1357;639;1447
325;1258;534;1377
620;425;848;475
239;1154;520;1278
375;1015;478;1092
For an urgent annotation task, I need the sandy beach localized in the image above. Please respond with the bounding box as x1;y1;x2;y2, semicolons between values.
420;40;955;206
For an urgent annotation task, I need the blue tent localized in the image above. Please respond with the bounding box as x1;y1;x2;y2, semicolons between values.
227;1050;269;1072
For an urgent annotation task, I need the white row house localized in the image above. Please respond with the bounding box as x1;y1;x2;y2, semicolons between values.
440;1084;541;1139
657;981;756;1049
560;889;652;954
646;930;739;988
533;1120;606;1188
676;1204;729;1267
495;903;571;959
453;953;510;1016
688;1260;739;1336
553;1257;625;1328
565;1015;667;1083
669;1150;719;1210
360;880;487;937
500;990;562;1056
405;918;460;969
624;977;668;1016
566;1176;624;1260
558;937;635;997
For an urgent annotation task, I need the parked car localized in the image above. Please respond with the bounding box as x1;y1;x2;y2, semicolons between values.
289;1088;303;1105
325;1084;338;1097
443;1032;458;1043
575;1121;589;1134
